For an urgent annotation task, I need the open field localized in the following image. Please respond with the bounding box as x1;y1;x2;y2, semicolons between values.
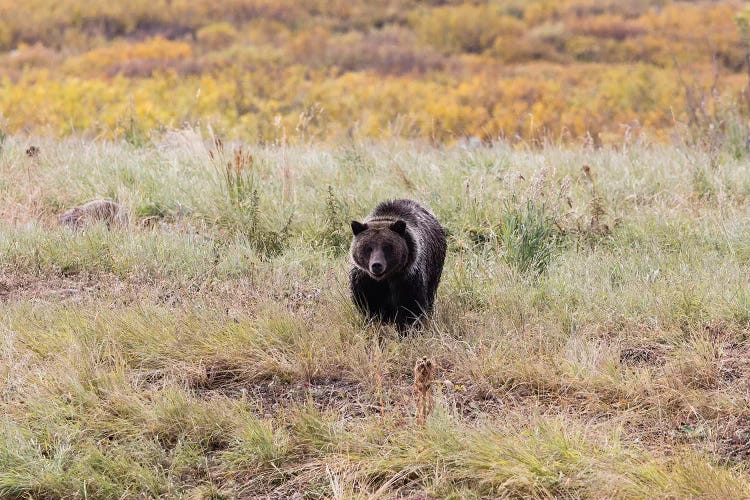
2;131;750;497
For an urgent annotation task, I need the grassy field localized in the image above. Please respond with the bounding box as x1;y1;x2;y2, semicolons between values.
2;130;750;497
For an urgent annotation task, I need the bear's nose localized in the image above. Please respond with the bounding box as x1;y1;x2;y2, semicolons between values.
370;261;384;275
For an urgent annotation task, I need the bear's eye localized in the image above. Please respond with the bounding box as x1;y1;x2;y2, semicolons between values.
364;246;372;254
382;244;392;254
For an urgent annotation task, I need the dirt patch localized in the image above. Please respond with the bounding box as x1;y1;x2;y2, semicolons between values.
718;415;750;462
0;274;110;303
719;341;750;387
620;344;667;367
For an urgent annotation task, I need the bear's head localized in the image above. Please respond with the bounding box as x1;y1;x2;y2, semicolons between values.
350;219;409;280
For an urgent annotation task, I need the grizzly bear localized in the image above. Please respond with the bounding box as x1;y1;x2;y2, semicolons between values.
349;199;446;330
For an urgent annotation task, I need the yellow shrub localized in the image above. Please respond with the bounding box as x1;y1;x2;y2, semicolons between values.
196;23;238;51
410;5;515;54
63;37;192;76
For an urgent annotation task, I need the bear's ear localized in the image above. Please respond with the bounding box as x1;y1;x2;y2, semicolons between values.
351;221;368;235
390;219;406;236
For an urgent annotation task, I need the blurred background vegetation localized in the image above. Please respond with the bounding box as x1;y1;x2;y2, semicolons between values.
0;0;749;144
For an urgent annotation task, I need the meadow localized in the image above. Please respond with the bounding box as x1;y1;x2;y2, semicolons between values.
2;129;750;497
3;0;750;497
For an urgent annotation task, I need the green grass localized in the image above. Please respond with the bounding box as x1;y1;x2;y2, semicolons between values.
1;130;750;497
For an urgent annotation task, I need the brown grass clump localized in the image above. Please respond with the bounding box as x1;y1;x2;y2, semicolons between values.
414;356;435;426
208;138;257;208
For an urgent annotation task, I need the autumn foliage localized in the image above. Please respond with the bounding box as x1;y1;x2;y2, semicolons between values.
0;0;747;143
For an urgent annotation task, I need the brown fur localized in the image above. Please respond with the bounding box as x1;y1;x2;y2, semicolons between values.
349;199;447;330
59;200;129;230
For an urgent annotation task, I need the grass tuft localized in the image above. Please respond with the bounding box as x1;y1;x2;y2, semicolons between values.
500;200;558;274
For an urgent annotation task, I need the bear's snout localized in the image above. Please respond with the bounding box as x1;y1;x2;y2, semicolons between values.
369;250;386;277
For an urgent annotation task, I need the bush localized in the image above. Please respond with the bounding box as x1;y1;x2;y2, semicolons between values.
197;22;239;50
410;5;516;54
568;14;645;41
313;26;445;75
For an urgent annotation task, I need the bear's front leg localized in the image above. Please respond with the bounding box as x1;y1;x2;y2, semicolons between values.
392;277;430;332
350;268;390;322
